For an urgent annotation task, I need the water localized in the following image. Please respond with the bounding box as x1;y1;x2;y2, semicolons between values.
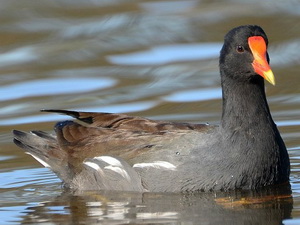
0;0;300;224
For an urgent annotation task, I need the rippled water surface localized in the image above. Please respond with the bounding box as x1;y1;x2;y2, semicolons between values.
1;0;300;224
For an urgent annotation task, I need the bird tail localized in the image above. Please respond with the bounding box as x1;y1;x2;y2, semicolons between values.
13;130;70;182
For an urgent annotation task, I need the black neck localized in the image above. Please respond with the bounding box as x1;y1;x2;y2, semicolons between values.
220;74;275;131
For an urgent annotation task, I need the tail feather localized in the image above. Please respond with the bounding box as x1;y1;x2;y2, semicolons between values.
13;130;56;149
13;130;69;181
30;130;56;141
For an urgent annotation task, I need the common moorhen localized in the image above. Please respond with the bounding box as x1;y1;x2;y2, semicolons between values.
13;25;290;192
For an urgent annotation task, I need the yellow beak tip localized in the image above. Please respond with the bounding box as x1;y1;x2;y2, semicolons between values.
264;70;276;86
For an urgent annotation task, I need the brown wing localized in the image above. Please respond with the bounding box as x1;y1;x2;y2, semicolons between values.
39;110;214;172
42;109;209;132
51;120;196;173
15;110;213;184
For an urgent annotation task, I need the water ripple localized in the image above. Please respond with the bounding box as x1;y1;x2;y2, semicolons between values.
1;168;59;188
107;43;221;65
0;77;117;101
163;88;222;102
0;101;158;125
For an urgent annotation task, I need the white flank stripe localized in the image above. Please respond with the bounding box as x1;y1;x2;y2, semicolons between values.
84;161;101;171
133;161;176;171
105;165;130;181
94;156;122;167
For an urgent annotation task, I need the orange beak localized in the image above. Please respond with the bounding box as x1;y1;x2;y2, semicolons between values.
248;36;275;85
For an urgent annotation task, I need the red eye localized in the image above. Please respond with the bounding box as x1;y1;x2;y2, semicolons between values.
236;45;244;53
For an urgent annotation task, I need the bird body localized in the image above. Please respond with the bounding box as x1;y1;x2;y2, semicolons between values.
13;25;290;192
